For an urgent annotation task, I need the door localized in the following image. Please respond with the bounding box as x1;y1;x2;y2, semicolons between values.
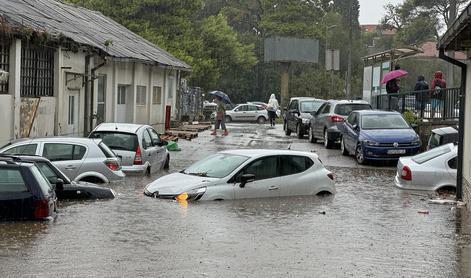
344;113;359;152
41;143;86;181
233;156;280;199
315;103;331;138
278;155;315;196
287;100;299;130
117;85;127;123
147;128;166;168
247;105;259;121
141;129;157;172
67;90;80;136
232;105;247;121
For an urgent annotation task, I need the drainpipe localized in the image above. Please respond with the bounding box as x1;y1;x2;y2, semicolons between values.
90;57;107;131
439;48;467;201
84;55;91;136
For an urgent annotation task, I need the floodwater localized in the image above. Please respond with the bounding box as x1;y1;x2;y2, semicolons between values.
1;124;470;277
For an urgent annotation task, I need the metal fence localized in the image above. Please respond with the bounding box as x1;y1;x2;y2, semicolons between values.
375;87;461;120
179;81;203;122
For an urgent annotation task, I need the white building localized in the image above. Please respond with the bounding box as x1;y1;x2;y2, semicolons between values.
0;0;190;145
438;2;471;206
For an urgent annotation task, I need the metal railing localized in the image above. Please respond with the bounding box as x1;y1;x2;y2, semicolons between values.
374;87;461;120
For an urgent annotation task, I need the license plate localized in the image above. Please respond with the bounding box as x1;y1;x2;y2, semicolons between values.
388;149;406;155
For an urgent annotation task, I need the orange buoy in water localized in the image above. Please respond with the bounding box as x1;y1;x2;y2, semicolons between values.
176;193;189;201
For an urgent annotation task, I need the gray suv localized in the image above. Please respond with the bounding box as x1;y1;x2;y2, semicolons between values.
0;138;125;183
309;100;372;148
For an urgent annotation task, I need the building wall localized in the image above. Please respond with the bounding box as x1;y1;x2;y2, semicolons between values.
463;60;471;206
0;95;13;145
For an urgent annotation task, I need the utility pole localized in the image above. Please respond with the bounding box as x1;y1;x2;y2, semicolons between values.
346;0;353;98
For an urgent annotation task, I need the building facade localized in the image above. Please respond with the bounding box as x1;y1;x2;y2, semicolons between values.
0;0;190;145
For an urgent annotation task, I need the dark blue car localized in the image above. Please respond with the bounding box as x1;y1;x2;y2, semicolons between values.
339;110;421;164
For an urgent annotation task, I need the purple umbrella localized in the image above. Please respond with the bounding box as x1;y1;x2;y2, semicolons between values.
381;69;408;84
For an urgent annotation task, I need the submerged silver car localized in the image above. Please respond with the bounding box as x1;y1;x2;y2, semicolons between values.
90;123;169;175
0;137;124;183
395;143;457;191
144;149;335;201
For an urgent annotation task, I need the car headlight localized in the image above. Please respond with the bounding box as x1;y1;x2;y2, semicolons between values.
363;140;380;146
411;139;421;146
302;118;310;124
176;187;207;201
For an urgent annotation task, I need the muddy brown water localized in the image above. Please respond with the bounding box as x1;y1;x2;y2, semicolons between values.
1;124;470;277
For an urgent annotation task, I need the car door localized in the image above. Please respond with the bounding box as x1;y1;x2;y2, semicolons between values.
232;105;245;121
344;113;359;152
247;105;259;121
141;129;158;171
278;155;315;196
287;100;299;130
233;156;280;199
41;143;86;181
147;128;166;170
315;104;331;138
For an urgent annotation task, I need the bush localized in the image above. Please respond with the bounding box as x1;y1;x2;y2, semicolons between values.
402;110;422;125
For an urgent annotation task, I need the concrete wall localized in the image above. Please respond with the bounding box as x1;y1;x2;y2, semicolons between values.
463;60;471;206
21;97;56;138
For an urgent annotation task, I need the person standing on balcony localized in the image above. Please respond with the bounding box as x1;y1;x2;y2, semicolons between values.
414;75;429;113
431;71;447;118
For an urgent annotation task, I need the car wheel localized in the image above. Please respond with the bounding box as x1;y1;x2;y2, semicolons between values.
324;130;334;149
225;116;232;123
341;137;349;156
163;155;170;170
297;124;304;139
355;144;366;165
285;123;292;136
257;116;266;124
309;126;317;143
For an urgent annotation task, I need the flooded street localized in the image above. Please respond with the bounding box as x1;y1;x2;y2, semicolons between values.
1;124;470;277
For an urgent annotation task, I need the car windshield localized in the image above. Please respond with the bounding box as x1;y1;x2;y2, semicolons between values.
300;101;324;113
90;132;138;152
361;114;410;130
183;153;249;178
412;144;452;164
334;104;371;116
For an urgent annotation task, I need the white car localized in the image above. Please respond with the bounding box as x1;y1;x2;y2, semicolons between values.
144;149;335;201
395;143;457;191
212;104;269;124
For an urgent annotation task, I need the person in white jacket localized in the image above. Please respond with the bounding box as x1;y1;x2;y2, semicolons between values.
267;94;279;127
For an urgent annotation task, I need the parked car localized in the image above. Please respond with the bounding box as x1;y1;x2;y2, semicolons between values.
213;104;268;124
0;138;124;183
144;149;335;201
284;97;326;139
427;126;458;150
5;155;116;200
395;143;457;191
90;123;169;175
247;101;268;109
0;156;57;221
339;110;421;164
309;100;372;148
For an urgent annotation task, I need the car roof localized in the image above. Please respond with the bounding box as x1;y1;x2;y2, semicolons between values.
355;110;400;115
7;137;102;145
93;123;148;134
219;149;318;158
327;99;370;105
431;126;458;135
290;97;324;102
0;155;49;162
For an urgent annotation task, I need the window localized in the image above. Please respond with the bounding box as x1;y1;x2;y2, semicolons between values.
21;43;54;97
147;128;161;145
30;165;52;196
347;113;357;126
300;101;324;113
257;106;265;110
235;105;247;112
238;156;278;181
136;86;147;106
153;86;162;105
68;95;76;125
280;156;312;176
248;105;258;111
0;168;28;193
321;104;331;114
448;157;457;169
289;100;298;110
42;144;86;161
0;39;9;94
3;144;38;155
98;142;116;159
90;132;138;152
97;75;106;124
428;133;441;149
334;104;372;116
117;85;127;105
167;76;174;99
142;130;152;149
36;162;58;181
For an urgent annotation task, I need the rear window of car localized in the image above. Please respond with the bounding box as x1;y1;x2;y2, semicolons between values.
412;145;452;164
30;166;53;196
0;168;28;193
98;142;117;158
90;132;138;152
300;101;324;113
334;104;371;116
3;144;38;155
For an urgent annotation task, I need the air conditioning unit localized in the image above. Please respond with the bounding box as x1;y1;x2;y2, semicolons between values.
0;70;9;84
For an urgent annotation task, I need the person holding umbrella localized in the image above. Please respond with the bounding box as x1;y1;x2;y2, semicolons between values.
209;91;230;136
382;68;408;111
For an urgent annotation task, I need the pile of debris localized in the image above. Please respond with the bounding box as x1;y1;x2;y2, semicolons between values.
162;122;212;141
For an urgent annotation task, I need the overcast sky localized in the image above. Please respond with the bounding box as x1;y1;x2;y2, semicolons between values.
359;0;404;25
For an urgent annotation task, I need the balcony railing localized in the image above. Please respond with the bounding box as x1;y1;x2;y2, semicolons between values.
374;87;461;120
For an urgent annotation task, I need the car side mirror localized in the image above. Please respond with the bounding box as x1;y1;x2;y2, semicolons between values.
410;123;418;129
155;140;167;147
55;178;64;191
352;124;359;131
239;174;255;188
